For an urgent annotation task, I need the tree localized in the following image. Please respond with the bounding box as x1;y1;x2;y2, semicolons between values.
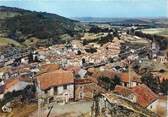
99;76;114;90
85;47;97;53
98;75;121;91
160;79;168;95
130;28;135;35
141;73;159;93
28;52;33;63
97;33;114;45
113;75;121;86
83;39;88;46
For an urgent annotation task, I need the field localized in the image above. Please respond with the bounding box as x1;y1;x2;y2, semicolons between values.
0;37;21;47
141;28;168;37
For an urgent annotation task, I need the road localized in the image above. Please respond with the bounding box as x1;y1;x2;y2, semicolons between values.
30;101;92;117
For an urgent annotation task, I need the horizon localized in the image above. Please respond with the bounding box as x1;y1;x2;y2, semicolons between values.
0;0;167;18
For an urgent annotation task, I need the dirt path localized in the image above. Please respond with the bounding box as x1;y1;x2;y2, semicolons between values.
30;101;92;117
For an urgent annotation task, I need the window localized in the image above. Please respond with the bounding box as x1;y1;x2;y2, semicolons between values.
54;87;57;95
79;92;83;99
80;86;83;90
124;82;127;87
44;90;48;94
63;85;67;90
150;105;152;109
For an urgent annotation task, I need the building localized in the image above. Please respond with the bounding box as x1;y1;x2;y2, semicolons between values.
119;72;141;87
151;41;160;59
91;92;158;117
0;77;31;99
113;84;160;113
147;96;168;117
40;63;60;73
131;84;158;109
74;77;105;101
37;70;74;104
157;52;168;64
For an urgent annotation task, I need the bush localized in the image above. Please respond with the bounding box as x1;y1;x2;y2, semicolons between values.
160;79;168;95
98;75;121;91
141;73;160;93
85;48;97;53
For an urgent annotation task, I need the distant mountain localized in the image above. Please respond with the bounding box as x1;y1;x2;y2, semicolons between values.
72;17;125;23
0;6;83;46
73;17;168;26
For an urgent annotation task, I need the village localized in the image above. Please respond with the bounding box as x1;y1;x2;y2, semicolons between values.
0;23;167;117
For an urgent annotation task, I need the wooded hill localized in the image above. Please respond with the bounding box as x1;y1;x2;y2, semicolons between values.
0;6;83;46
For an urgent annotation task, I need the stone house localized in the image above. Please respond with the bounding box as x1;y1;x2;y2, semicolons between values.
119;72;141;87
37;70;74;104
91;92;158;117
74;77;104;101
147;96;168;117
113;84;160;114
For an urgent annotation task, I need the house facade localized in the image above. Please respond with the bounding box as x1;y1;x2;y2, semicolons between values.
74;78;102;101
147;96;168;117
119;72;141;88
113;84;159;113
37;70;74;104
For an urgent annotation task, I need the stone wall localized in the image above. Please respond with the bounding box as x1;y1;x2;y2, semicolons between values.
91;93;158;117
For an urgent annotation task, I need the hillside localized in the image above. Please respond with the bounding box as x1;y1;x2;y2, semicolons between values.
0;6;83;46
0;6;30;19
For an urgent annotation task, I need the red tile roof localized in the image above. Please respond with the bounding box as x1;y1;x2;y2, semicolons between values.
41;64;60;73
114;85;133;97
101;70;116;78
91;69;116;79
3;77;31;93
119;72;141;83
114;84;158;108
37;70;74;90
131;84;158;108
75;78;93;85
64;66;81;74
5;78;20;91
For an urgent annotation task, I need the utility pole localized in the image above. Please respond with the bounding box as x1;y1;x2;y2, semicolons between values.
128;60;131;88
37;80;43;117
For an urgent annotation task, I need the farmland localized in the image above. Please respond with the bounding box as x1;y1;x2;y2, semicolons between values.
141;28;168;38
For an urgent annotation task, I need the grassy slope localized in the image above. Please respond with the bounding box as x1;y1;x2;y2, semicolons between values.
0;37;21;47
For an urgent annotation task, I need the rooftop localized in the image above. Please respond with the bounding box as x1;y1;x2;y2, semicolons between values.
101;92;158;117
40;64;60;73
119;72;141;83
131;84;158;108
37;70;74;90
114;84;158;108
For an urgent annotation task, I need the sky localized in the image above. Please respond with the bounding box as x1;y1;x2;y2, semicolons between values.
0;0;167;18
